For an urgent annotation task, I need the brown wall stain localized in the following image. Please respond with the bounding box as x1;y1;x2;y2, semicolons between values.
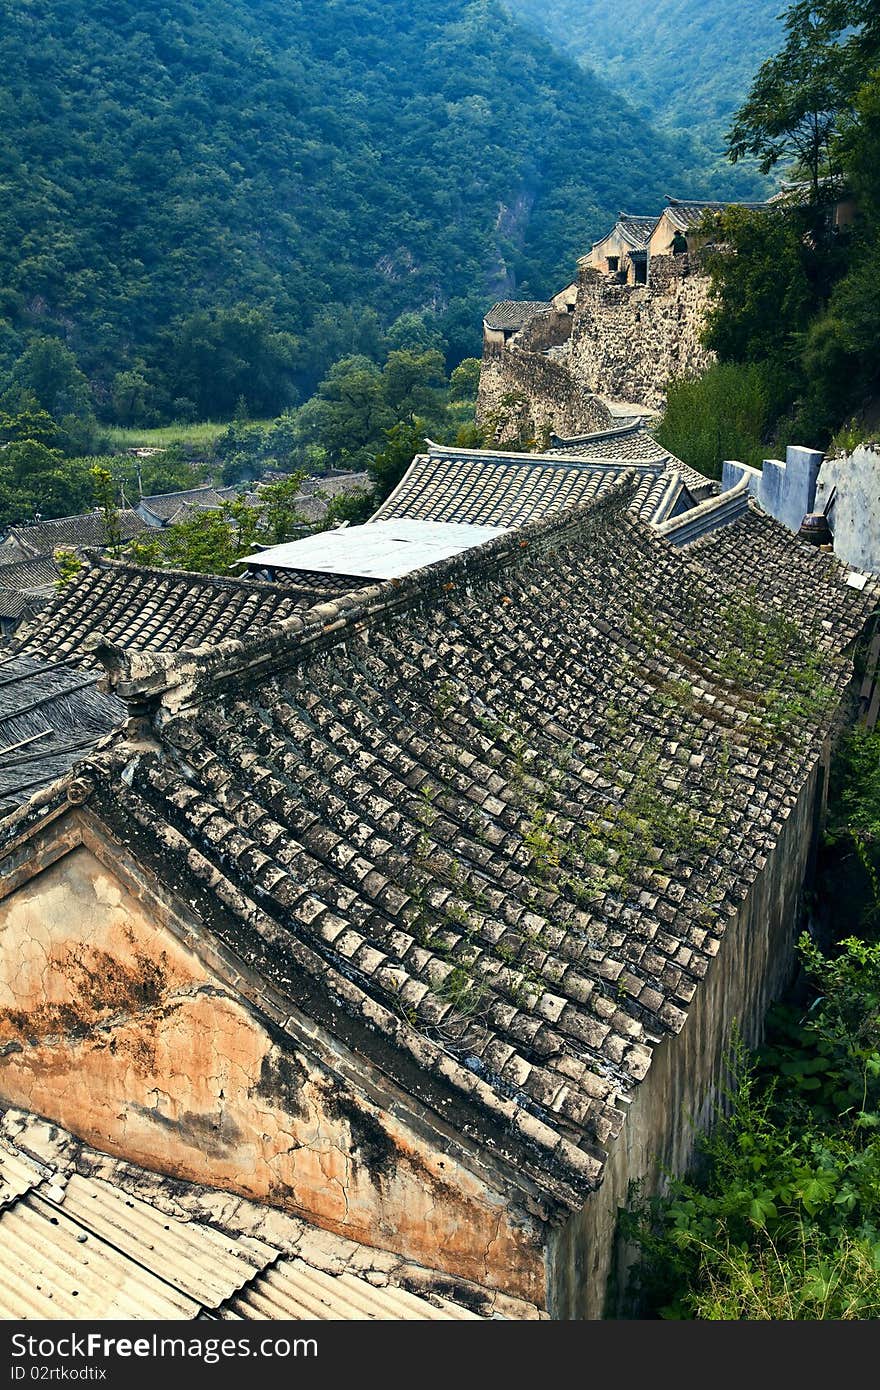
0;846;545;1305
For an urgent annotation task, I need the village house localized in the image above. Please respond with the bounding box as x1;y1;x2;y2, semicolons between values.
583;214;656;285
0;508;148;567
0;478;873;1317
476;196;773;434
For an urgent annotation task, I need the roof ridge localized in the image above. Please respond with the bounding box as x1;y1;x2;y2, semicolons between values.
139;483;223;501
84;551;300;593
88;476;641;712
549;419;644;445
420;438;661;467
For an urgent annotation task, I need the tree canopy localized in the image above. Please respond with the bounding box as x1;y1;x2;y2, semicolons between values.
0;0;713;425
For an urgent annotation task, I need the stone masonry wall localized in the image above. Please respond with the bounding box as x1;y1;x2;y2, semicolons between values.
477;344;612;446
568;256;714;412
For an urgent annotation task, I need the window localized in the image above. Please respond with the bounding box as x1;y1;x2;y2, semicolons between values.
607;256;619;272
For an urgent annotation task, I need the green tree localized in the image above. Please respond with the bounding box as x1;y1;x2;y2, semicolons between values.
258;473;307;545
90;465;123;556
368;419;426;502
3;338;94;423
163;307;300;420
449;357;482;402
53;548;84;589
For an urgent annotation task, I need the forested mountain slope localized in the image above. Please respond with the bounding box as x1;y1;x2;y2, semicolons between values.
0;0;731;408
503;0;782;170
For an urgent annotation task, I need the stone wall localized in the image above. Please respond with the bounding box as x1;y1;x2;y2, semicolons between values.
477;343;612;446
0;830;548;1307
567;255;714;412
547;750;827;1318
476;251;714;439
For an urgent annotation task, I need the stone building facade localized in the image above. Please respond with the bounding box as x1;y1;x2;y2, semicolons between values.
477;198;771;440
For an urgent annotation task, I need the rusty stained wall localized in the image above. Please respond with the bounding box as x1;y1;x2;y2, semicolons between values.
546;755;825;1319
0;844;547;1305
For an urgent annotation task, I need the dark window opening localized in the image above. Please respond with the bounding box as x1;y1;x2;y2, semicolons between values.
607;256;619;272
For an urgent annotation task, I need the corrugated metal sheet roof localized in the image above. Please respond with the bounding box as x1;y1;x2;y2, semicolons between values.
1;1191;201;1319
60;1174;273;1305
0;1137;491;1320
219;1261;480;1321
240;519;507;580
0;1140;50;1209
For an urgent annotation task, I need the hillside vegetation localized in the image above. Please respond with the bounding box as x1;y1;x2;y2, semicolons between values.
503;0;782;173
0;0;713;423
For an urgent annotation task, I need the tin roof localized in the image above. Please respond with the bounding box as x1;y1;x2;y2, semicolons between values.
239;519;507;581
0;1117;491;1321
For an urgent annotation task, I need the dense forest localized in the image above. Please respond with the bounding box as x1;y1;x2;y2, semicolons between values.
655;0;880;472
0;0;735;426
503;0;782;174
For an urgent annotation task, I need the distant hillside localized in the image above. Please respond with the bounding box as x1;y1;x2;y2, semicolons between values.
0;0;733;415
502;0;782;172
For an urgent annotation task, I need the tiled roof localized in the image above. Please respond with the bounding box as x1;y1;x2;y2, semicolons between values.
1;559;354;811
23;555;339;664
0;652;123;817
137;486;239;523
370;440;707;528
656;477;751;546
662;198;770;231
684;499;878;622
484;301;552;331
538;424;714;499
0;1110;488;1320
615;215;657;246
0;556;58;590
32;482;871;1212
0;556;58;623
1;509;147;557
298;471;371;500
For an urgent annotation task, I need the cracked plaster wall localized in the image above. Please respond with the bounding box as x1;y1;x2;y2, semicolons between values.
0;845;546;1305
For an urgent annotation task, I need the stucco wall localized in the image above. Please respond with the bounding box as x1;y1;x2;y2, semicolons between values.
815;445;880;574
547;755;824;1318
0;842;547;1304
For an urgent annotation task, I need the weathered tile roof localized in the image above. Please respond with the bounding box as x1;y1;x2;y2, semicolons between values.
656;476;751;546
370;440;709;528
685;499;878;622
662;198;770;231
0;558;355;811
24;481;870;1214
137;485;240;524
0;509;147;559
0;556;58;624
546;421;715;499
0;1109;491;1320
484;301;552;332
22;555;338;664
612;215;658;247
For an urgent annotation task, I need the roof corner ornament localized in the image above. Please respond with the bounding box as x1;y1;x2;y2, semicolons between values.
81;632;129;678
66;775;95;806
